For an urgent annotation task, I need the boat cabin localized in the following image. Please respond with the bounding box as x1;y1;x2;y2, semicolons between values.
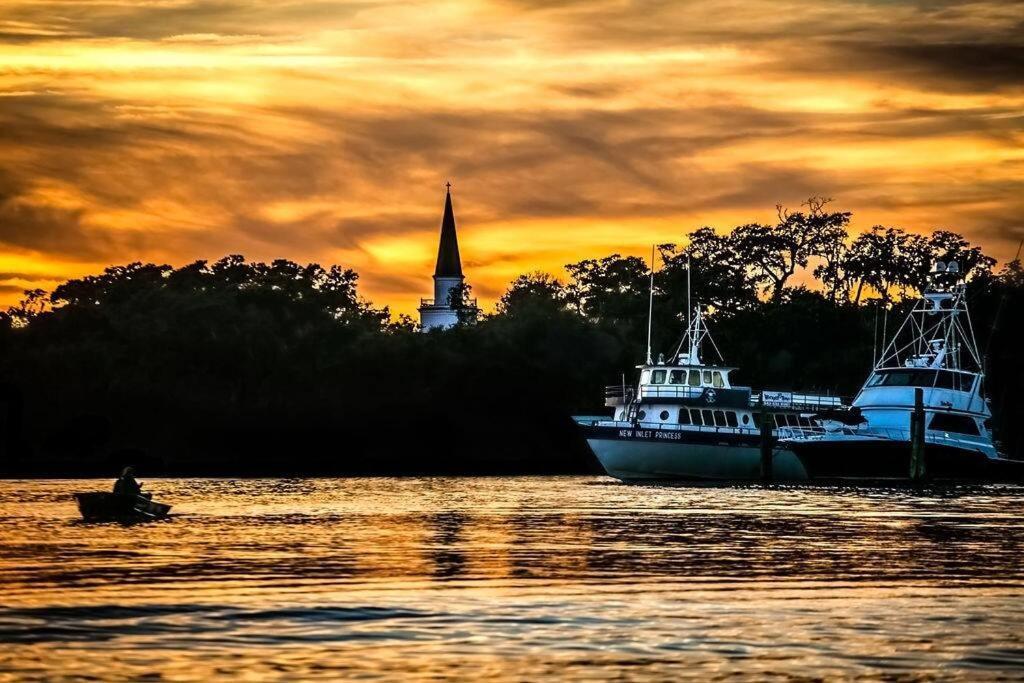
639;364;734;390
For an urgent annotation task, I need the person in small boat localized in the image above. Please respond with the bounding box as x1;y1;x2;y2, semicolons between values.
113;466;147;498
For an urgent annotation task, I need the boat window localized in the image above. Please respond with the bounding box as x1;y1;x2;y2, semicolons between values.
712;371;724;388
637;410;647;420
688;370;701;386
726;411;738;427
788;414;801;427
659;410;670;421
703;370;712;385
929;413;980;435
741;413;751;426
678;409;691;425
702;409;715;427
669;370;685;384
713;410;726;427
652;370;667;384
690;409;703;426
868;369;973;391
752;413;762;428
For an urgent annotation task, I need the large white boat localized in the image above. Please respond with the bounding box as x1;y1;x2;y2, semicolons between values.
576;307;843;481
781;261;1024;481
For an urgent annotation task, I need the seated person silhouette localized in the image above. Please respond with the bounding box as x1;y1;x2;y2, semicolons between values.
113;466;149;499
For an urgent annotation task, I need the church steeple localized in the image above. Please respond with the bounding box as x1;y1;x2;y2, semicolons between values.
419;182;475;331
434;182;463;278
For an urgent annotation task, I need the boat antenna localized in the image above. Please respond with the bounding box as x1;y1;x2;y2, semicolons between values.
880;303;889;367
686;249;692;343
646;244;655;365
871;301;879;367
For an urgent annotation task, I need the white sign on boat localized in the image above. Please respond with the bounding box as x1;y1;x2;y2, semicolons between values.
763;391;793;408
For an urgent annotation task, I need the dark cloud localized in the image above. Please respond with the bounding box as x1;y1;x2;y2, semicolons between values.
821;41;1024;92
0;197;97;257
885;42;1024;88
360;270;424;296
0;169;105;258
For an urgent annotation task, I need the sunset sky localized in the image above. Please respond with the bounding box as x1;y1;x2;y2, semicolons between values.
1;0;1022;315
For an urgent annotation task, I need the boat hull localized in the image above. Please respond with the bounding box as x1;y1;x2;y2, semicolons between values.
579;423;1024;483
581;424;808;481
783;437;1024;482
74;492;172;521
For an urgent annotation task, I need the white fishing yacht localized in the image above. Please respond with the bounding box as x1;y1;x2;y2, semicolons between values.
575;307;844;481
781;261;1024;481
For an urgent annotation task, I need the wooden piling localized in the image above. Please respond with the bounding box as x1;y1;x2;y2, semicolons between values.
909;387;926;481
759;395;773;481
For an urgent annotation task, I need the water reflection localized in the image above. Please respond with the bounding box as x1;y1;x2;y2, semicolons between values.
427;511;467;579
1;478;1024;680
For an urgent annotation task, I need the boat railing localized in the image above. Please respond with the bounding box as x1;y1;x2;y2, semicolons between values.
604;384;636;406
604;385;635;399
775;426;844;440
750;392;846;411
639;385;723;400
779;425;992;452
605;385;847;410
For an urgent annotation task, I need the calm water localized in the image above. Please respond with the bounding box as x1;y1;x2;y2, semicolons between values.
2;478;1024;680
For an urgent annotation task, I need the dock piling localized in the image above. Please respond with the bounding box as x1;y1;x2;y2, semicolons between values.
909;387;926;481
759;395;773;481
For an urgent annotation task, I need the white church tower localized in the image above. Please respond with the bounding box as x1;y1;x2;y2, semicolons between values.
418;183;477;331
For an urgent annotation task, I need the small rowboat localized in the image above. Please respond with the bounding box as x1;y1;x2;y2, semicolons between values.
73;492;172;522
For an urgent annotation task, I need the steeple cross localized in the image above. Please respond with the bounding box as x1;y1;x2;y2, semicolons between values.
445;181;452;192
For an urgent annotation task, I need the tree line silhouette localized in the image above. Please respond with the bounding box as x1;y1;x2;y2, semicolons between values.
2;200;1022;474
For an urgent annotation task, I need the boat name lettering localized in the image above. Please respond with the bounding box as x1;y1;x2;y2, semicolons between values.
617;429;682;441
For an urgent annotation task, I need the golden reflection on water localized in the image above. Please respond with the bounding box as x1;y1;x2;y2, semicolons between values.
2;477;1024;680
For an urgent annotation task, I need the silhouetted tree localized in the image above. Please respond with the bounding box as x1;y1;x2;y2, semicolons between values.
564;254;649;326
658;228;758;314
7;289;50;328
445;281;479;326
732;198;851;303
844;226;926;304
496;273;566;317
